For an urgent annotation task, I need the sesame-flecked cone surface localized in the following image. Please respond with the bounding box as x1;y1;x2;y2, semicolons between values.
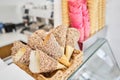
11;41;28;55
42;33;70;67
65;28;80;61
13;49;83;80
29;50;65;73
36;50;83;80
28;30;46;50
12;46;31;66
66;28;80;48
42;33;63;60
34;30;47;40
52;25;68;48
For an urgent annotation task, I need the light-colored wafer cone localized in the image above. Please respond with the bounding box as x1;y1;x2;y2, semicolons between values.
102;0;106;28
52;25;67;47
34;30;47;40
58;55;71;67
98;0;102;30
29;50;66;73
11;41;28;55
65;28;80;61
62;0;70;27
87;0;99;35
52;25;68;55
28;29;47;50
65;45;74;61
13;46;31;65
13;48;26;62
28;32;44;50
42;33;70;67
29;50;40;73
57;60;66;69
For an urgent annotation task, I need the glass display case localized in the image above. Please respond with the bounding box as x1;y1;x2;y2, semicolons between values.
68;38;120;80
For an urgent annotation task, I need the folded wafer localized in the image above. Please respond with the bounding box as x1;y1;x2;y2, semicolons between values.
52;25;68;55
42;33;70;67
29;50;66;73
65;28;80;61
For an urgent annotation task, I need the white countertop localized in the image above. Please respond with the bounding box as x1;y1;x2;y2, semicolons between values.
0;58;35;80
0;32;28;48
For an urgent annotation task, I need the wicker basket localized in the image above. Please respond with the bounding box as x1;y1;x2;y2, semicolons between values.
15;51;83;80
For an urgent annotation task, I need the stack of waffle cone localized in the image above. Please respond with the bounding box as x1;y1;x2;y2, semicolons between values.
102;0;106;28
28;30;46;50
98;0;102;30
87;0;99;35
61;0;70;27
65;28;80;61
98;0;105;30
42;33;70;67
87;0;106;35
52;25;67;57
11;25;83;80
29;50;66;73
14;49;83;80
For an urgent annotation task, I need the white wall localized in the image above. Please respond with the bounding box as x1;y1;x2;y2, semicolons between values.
106;0;120;66
0;5;23;23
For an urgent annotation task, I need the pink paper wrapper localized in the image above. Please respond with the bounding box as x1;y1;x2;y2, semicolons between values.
69;12;83;24
70;22;83;29
68;0;84;7
83;4;90;40
84;16;90;40
68;0;90;43
69;5;82;14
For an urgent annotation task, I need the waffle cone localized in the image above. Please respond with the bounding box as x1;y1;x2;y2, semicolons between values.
65;45;74;61
11;41;28;55
52;25;68;48
13;46;31;66
58;55;70;67
42;34;70;67
29;50;66;73
28;33;43;50
65;28;80;61
62;0;70;27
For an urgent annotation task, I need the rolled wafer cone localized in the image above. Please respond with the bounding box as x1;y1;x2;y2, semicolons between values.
52;25;68;55
28;30;46;50
102;0;106;28
13;46;31;66
66;45;74;61
29;50;40;73
11;41;28;55
62;0;70;27
65;28;80;61
29;50;66;73
42;33;70;67
13;48;26;62
58;55;71;67
87;0;99;35
34;30;47;40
